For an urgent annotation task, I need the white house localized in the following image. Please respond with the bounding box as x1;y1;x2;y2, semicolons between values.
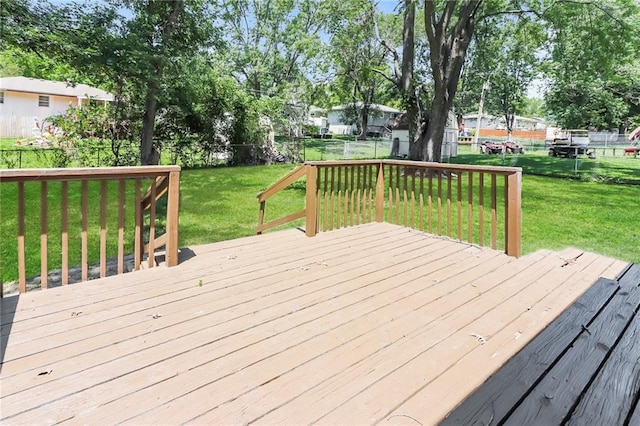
326;103;401;136
462;113;545;131
0;76;114;138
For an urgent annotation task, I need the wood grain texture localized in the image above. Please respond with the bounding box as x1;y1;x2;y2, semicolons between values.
442;264;640;426
441;277;620;425
0;224;626;425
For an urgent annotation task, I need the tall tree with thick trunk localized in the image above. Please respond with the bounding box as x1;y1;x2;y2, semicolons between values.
419;1;482;162
139;0;183;165
379;1;483;162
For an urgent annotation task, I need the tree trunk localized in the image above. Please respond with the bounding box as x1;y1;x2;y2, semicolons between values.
140;84;159;165
139;0;183;166
359;106;369;140
415;0;482;162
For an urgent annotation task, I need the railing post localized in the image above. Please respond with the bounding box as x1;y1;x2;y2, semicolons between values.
375;161;384;222
165;169;181;267
305;165;318;237
505;171;522;257
257;201;266;235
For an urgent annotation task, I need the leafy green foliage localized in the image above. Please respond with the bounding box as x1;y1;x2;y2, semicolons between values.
543;0;640;130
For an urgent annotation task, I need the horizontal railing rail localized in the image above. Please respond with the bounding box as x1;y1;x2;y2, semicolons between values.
0;166;181;297
257;160;522;257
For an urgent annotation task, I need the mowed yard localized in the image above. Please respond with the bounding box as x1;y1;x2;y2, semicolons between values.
1;159;639;285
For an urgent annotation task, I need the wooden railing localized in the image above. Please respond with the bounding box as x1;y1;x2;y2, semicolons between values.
0;166;180;296
257;160;522;257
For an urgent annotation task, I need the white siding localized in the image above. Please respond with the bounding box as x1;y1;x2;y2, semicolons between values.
0;91;78;138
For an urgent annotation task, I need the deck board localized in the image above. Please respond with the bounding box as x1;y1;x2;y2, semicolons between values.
0;223;628;425
441;264;640;426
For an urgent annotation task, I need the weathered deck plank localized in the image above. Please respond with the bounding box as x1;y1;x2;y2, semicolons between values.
441;264;640;426
0;223;629;425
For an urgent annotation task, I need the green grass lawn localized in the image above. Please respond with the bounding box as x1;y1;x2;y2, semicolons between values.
450;146;640;184
1;160;639;284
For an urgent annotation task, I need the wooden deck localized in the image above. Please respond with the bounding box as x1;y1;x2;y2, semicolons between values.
0;223;628;425
442;264;640;425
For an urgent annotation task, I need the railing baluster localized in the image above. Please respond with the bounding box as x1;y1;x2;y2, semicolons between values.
134;178;142;270
447;171;452;237
118;179;125;274
148;178;156;268
457;171;463;241
403;167;408;227
368;164;374;223
467;172;473;244
411;171;416;229
479;172;485;247
437;171;443;235
388;164;394;223
81;180;88;281
337;166;342;228
323;167;328;231
329;166;335;230
427;169;433;233
491;174;497;250
419;169;425;232
343;167;349;227
40;181;48;289
356;166;362;224
17;181;26;293
349;165;355;226
100;180;108;278
395;165;400;225
375;162;384;222
61;181;69;285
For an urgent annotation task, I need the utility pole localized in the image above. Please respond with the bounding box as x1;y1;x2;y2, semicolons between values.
473;81;490;152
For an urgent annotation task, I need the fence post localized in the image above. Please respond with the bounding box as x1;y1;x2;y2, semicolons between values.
165;169;181;267
305;165;318;236
504;171;522;257
375;161;384;222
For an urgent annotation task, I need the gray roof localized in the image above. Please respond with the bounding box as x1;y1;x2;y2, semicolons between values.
0;76;114;101
330;103;401;114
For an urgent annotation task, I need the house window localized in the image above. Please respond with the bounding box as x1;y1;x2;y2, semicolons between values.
38;95;50;107
0;92;4;104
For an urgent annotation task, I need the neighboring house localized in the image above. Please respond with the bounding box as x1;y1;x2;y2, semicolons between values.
463;113;545;131
326;103;401;136
0;76;114;138
308;106;328;133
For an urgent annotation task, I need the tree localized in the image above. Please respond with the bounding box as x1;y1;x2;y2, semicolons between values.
476;17;544;139
378;1;484;162
543;0;639;131
326;1;393;138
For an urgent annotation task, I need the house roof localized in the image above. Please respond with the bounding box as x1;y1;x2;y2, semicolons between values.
463;113;544;124
330;103;401;114
0;77;114;101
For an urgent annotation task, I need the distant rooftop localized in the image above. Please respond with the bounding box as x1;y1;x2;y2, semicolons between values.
330;103;401;114
0;76;114;101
